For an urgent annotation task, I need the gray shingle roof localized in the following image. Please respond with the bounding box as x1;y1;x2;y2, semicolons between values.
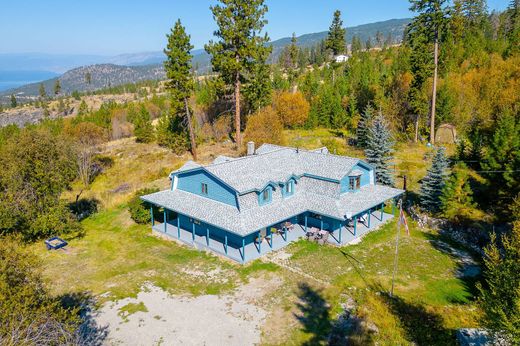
141;184;404;236
194;146;361;193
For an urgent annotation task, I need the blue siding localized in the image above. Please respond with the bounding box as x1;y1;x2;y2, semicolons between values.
176;170;237;207
340;162;373;193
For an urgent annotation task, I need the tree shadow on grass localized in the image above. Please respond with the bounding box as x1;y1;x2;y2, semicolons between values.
372;284;454;346
294;282;332;345
294;282;376;346
60;291;108;346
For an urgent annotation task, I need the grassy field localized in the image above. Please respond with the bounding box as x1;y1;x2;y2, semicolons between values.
34;130;478;345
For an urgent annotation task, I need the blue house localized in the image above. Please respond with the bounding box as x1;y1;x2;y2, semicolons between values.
141;143;404;263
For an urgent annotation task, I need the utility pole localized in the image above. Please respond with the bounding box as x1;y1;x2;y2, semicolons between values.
390;199;403;297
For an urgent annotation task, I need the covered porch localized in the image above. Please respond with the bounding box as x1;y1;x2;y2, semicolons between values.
151;216;307;263
148;198;399;264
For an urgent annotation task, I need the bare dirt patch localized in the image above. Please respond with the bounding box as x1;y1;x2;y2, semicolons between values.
95;278;282;345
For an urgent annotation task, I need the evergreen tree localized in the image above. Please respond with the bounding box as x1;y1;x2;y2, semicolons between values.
506;0;520;55
440;163;477;223
356;104;374;148
481;114;520;219
419;147;449;212
39;83;47;99
77;100;88;116
205;0;271;148
326;10;346;56
409;0;449;144
364;113;394;186
164;19;197;159
156;114;189;155
10;94;17;108
351;36;362;54
289;32;299;69
53;79;61;95
477;220;520;344
133;105;154;143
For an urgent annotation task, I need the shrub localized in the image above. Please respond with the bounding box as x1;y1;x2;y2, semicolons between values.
244;106;285;148
273;91;310;128
0;236;82;344
128;188;160;224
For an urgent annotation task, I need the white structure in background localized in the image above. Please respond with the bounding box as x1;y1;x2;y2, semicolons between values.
334;54;349;63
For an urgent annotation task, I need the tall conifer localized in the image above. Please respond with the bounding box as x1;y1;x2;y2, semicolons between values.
205;0;271;148
419;146;449;212
164;19;197;159
365;113;394;186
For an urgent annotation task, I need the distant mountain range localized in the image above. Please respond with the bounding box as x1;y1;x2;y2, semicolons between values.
0;18;411;98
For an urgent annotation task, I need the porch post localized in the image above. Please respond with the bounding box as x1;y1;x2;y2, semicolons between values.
392;199;395;215
206;228;210;246
284;227;287;242
150;206;154;226
338;221;342;244
224;234;228;254
192;222;195;241
268;227;273;249
304;215;308;232
258;231;261;253
242;238;245;263
381;203;384;220
177;216;180;238
368;209;371;228
353;215;357;236
164;210;167;233
320;219;323;231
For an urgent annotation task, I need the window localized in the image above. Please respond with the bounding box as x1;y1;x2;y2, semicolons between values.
259;187;272;205
349;176;361;191
284;180;295;196
201;183;208;195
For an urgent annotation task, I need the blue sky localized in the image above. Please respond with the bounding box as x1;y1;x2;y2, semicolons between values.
0;0;510;55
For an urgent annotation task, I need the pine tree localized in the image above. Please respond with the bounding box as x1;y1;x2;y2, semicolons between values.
133;105;154;143
39;83;47;99
53;79;61;95
477;220;520;344
351;36;362;54
164;19;197;159
10;94;17;108
409;0;449;144
481;113;520;219
326;10;346;56
289;32;299;69
506;0;520;55
365;113;394;186
205;0;271;148
77;100;88;116
357;104;374;148
440;163;477;223
419;147;449;212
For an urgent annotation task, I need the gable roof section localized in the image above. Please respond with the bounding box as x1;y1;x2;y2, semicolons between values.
201;146;360;193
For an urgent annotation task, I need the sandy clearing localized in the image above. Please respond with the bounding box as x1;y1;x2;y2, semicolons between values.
95;278;278;346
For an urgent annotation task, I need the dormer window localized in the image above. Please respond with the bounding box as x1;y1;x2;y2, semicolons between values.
201;183;208;195
284;179;295;197
259;186;272;205
349;176;361;191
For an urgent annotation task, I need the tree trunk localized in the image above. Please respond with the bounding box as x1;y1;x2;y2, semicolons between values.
430;35;439;145
184;97;197;161
234;72;242;148
414;114;419;143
